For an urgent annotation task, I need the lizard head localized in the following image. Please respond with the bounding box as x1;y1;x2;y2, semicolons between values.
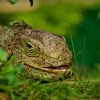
11;21;73;79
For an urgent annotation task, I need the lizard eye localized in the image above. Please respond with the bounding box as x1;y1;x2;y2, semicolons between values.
25;42;34;51
26;43;32;49
23;41;40;54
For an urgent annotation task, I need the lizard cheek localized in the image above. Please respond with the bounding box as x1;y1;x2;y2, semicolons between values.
50;52;61;59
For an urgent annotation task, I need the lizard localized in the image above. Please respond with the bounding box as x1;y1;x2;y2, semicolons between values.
0;21;73;79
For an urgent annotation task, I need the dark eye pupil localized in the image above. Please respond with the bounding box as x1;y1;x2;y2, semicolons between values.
26;43;32;49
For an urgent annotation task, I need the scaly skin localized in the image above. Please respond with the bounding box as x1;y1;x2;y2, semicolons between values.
0;21;73;79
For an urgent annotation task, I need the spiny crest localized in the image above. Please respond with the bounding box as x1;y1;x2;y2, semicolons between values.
10;21;32;35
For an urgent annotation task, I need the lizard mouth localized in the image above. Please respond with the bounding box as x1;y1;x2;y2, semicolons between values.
44;65;69;71
24;62;70;73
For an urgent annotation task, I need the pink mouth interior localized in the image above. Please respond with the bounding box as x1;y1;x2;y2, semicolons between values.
44;65;69;70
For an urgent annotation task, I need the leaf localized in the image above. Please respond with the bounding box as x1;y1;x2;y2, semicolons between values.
0;50;7;61
9;55;17;62
6;66;14;73
6;55;17;67
0;75;4;80
13;63;23;73
10;91;15;100
6;72;18;83
31;81;40;86
1;65;14;74
8;0;19;4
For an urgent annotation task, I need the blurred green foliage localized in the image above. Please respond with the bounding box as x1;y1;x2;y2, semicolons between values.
0;50;23;84
0;3;82;34
0;3;100;72
0;50;7;61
